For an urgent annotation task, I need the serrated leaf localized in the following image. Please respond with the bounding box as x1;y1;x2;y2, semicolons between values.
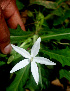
9;25;29;36
59;69;70;81
41;28;70;41
6;64;30;91
40;47;70;67
9;25;33;43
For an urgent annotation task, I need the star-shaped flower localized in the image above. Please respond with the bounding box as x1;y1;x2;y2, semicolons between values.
10;37;56;85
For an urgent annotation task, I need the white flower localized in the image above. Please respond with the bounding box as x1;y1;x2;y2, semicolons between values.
10;37;56;85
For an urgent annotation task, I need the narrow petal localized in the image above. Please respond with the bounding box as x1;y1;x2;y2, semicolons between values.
31;37;41;57
11;44;31;59
31;61;39;85
10;59;30;73
34;57;56;65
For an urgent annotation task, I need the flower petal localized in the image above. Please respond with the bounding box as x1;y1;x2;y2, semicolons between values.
31;37;41;57
10;59;30;73
11;44;31;59
31;61;39;85
34;57;56;65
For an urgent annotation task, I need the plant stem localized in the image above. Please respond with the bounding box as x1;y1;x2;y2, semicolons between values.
20;38;32;48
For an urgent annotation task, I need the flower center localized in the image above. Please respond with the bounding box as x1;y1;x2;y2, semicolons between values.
31;57;33;62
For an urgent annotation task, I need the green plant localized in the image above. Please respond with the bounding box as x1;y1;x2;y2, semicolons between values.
0;0;70;91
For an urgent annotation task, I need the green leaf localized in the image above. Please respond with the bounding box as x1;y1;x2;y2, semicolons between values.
59;69;70;81
25;74;38;91
25;64;50;91
52;7;64;16
6;64;30;91
9;25;33;43
16;0;24;10
0;53;7;65
56;0;68;5
30;1;58;9
41;28;70;41
38;64;50;89
53;10;70;25
39;27;70;67
0;53;7;58
40;47;70;67
9;25;25;36
0;61;5;66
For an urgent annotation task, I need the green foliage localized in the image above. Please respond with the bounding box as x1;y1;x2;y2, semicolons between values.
40;47;70;67
30;1;58;9
59;69;70;81
40;28;70;41
0;53;8;66
0;0;70;90
7;64;30;91
53;10;70;25
25;64;51;91
16;0;24;10
0;61;5;66
9;25;33;43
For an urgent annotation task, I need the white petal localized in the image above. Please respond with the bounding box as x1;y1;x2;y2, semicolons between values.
31;37;41;57
31;61;39;85
10;59;30;73
11;44;31;59
34;57;56;65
